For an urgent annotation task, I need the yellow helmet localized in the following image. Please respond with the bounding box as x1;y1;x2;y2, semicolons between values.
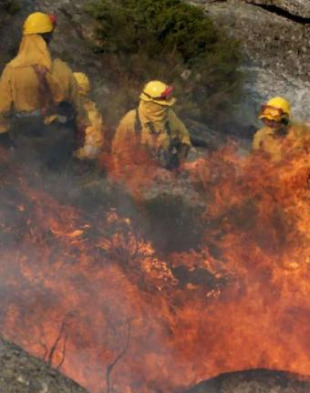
140;80;176;106
73;72;90;96
23;12;54;35
259;96;291;122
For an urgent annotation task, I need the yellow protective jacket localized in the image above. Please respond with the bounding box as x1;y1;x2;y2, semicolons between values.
252;122;310;162
0;35;64;133
112;103;191;160
75;98;104;159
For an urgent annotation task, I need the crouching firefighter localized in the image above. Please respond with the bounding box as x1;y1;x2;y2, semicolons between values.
73;72;105;160
112;80;191;170
0;12;79;169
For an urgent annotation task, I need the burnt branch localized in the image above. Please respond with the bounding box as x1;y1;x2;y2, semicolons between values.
55;331;68;371
105;319;132;393
47;314;72;368
39;340;49;362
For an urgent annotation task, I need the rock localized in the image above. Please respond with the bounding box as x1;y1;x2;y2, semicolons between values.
192;0;310;129
0;337;89;393
186;369;310;393
247;0;310;19
32;0;99;70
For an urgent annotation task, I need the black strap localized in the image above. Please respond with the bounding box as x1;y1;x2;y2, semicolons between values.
165;120;171;137
134;108;142;138
134;108;171;138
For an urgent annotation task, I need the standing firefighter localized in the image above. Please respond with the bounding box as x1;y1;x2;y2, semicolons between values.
253;97;310;161
112;80;191;170
73;72;105;160
0;12;88;168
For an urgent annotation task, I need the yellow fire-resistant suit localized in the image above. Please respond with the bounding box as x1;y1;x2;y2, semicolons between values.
0;35;64;133
252;122;310;162
112;100;191;166
0;35;90;133
72;74;104;160
75;99;104;159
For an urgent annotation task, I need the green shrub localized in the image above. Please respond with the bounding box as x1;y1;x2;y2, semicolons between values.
85;0;243;128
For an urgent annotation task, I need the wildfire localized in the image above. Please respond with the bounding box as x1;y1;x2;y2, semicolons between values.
1;141;310;393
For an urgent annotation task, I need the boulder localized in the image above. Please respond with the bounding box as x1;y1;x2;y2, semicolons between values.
247;0;310;19
0;337;89;393
191;0;310;128
186;369;310;393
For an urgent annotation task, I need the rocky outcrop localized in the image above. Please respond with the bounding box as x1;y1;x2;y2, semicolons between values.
247;0;310;19
192;0;310;127
0;337;89;393
32;0;99;70
186;369;310;393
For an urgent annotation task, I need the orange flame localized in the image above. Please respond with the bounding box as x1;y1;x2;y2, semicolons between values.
1;141;310;392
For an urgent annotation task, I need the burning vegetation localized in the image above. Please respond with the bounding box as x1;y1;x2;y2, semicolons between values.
1;135;310;393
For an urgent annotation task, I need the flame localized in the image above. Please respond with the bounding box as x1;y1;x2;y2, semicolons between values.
1;140;310;392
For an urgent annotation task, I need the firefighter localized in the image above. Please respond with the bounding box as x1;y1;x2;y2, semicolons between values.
0;12;88;168
253;97;310;161
112;80;191;170
73;72;105;160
